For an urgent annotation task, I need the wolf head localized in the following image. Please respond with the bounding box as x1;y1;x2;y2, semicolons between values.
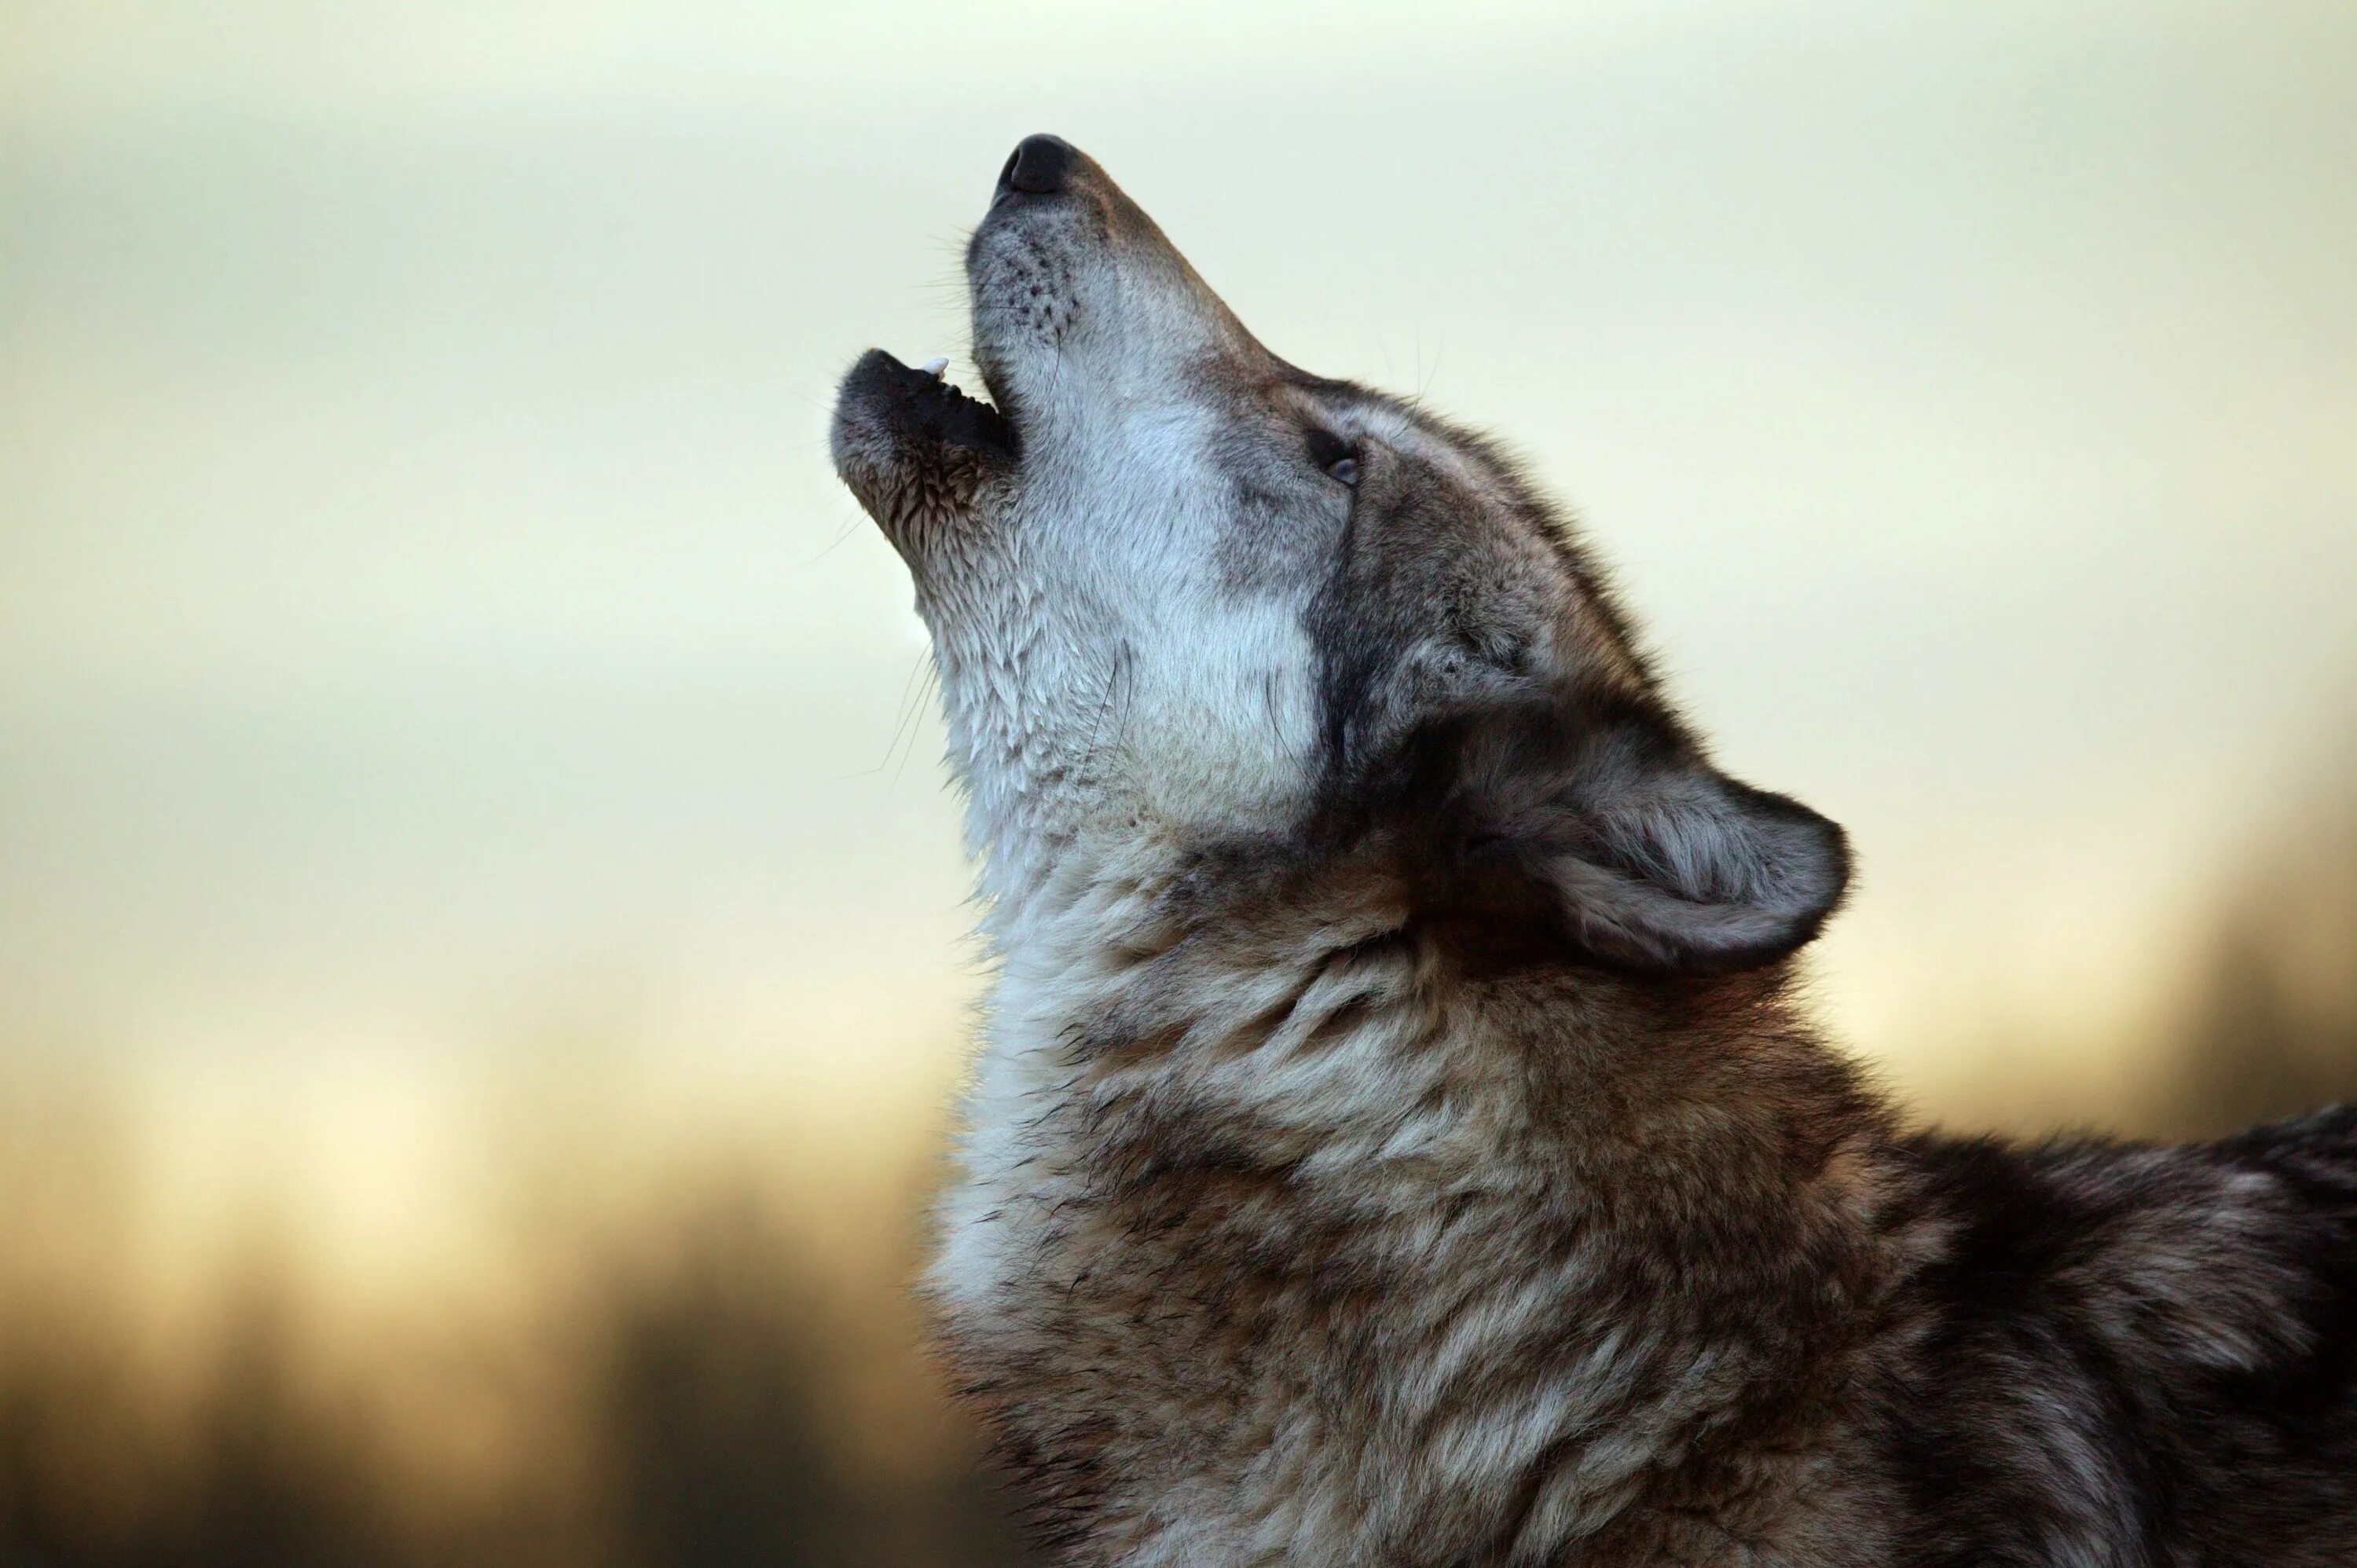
833;135;1846;976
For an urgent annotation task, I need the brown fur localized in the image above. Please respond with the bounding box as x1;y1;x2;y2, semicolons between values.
834;136;2357;1566
934;840;1916;1564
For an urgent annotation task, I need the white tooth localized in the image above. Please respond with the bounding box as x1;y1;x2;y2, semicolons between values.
918;357;950;377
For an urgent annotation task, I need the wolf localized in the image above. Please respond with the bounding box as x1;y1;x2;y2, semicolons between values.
830;135;2357;1566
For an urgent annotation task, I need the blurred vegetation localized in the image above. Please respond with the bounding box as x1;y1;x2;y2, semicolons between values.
2;782;2351;1567
0;1137;1038;1568
2139;788;2357;1139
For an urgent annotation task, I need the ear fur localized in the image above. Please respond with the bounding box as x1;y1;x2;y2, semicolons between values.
1401;686;1850;976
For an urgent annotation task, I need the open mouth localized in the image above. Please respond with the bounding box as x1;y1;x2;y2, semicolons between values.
838;347;1018;463
830;341;1020;547
831;135;1090;539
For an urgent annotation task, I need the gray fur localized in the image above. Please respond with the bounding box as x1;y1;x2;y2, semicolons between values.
830;137;2357;1566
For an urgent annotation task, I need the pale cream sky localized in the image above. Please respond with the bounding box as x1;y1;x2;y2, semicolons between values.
3;2;2355;1275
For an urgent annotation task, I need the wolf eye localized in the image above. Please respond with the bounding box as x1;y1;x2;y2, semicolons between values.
1306;428;1358;486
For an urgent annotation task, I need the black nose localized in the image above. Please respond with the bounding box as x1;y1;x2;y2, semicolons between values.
996;134;1074;200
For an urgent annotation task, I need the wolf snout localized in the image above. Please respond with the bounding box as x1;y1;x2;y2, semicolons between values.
993;134;1076;205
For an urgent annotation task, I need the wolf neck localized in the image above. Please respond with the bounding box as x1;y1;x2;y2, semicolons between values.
944;814;1903;1556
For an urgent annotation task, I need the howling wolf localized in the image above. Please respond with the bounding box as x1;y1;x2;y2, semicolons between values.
830;135;2357;1566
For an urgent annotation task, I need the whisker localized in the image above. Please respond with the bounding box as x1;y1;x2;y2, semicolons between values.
889;661;942;789
837;651;930;779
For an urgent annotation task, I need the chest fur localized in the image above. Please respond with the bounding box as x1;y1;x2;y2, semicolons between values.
927;945;1898;1567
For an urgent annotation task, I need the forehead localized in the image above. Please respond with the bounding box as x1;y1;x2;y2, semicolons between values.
1187;374;1510;587
1277;376;1655;691
1268;378;1527;507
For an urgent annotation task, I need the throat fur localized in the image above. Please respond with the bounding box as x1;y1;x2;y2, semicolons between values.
930;844;1911;1566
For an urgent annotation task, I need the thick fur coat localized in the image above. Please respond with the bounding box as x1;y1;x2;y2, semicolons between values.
831;135;2357;1566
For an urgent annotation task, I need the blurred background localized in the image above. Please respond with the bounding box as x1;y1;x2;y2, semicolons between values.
3;2;2354;1563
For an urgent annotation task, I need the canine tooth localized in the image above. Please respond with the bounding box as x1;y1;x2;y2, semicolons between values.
918;357;950;377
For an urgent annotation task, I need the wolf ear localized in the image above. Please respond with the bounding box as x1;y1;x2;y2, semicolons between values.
1403;688;1849;976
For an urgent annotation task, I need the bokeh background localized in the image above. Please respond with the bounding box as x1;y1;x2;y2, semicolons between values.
5;2;2355;1563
